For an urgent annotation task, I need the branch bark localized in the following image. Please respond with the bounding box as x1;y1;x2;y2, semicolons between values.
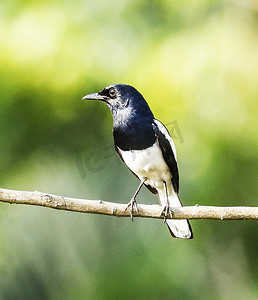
0;188;257;220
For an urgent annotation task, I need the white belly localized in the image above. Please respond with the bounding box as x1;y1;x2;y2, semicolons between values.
118;142;172;189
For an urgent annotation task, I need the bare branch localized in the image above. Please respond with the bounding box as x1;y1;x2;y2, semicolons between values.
0;188;257;220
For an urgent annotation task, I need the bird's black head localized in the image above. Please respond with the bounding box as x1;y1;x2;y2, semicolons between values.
82;84;154;119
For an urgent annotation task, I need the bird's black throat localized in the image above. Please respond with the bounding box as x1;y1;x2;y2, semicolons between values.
113;117;156;151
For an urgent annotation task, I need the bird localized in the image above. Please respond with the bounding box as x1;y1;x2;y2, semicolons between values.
82;84;193;239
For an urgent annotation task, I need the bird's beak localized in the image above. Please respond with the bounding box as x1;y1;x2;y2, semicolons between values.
82;92;108;102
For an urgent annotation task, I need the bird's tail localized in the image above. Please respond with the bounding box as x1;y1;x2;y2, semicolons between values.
159;190;193;239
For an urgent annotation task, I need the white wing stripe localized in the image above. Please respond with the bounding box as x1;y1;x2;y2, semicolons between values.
153;119;177;161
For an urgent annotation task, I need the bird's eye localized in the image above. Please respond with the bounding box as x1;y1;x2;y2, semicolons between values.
109;87;116;98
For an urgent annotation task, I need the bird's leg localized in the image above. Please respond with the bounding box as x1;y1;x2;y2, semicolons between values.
161;181;173;222
125;179;146;221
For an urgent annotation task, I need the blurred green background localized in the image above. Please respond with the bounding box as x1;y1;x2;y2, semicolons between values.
0;0;257;299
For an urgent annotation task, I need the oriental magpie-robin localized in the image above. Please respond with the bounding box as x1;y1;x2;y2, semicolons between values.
82;84;193;239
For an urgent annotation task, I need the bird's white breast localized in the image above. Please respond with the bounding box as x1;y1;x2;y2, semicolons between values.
118;141;172;189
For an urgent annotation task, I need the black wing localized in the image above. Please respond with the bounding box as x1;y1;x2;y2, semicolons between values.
152;120;179;193
115;145;158;195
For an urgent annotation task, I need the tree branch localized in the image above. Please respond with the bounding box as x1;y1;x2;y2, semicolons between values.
0;188;257;220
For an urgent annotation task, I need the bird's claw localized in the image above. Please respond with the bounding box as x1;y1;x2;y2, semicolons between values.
125;198;138;221
160;205;173;223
